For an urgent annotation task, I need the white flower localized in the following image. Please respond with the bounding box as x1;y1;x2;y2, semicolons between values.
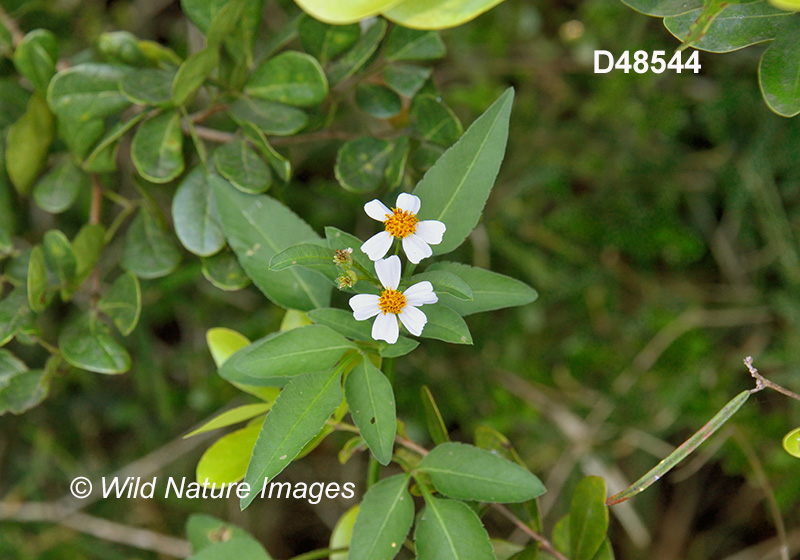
348;255;438;344
361;193;446;264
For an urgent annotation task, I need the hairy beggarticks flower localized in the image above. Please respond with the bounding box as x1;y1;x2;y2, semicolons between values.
348;255;437;344
361;193;446;264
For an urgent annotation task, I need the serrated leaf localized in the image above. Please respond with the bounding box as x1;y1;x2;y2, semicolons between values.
415;495;495;560
356;83;402;118
214;139;272;194
294;0;402;24
269;243;336;271
131;110;184;183
325;226;373;272
196;419;261;484
47;63;132;121
172;169;226;257
240;368;344;509
411;93;462;147
421;385;450;444
98;272;141;336
13;29;58;95
33;160;88;214
121;208;181;279
421;304;472;344
348;474;414;560
246;51;328;107
759;20;800;116
202;252;251;291
412;88;513;253
328;19;387;84
384;63;432;97
427;262;537;315
298;16;360;64
120;67;176;106
172;48;219;106
27;246;49;313
345;358;396;465
335;137;393;193
212;180;332;310
569;477;608;560
59;315;131;374
406;270;472;300
384;26;445;60
229;96;309;136
308;307;373;341
6;93;54;196
418;442;546;503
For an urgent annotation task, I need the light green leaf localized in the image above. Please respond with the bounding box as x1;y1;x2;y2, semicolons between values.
229;96;309;136
196;419;261;484
33;160;88;214
569;477;608;560
234;324;355;385
6;93;54;196
172;48;219;106
73;224;106;284
47;63;132;121
241;368;344;509
13;29;58;95
172;169;226;256
294;0;402;24
417;442;546;503
186;403;272;438
385;0;508;29
27;246;49;313
214;139;272;194
298;16;360;64
131;110;185;183
328;19;387;84
330;505;360;560
59;315;131;374
188;536;273;560
619;0;701;16
384;26;445;60
411;94;463;147
202;252;251;291
406;270;472;300
421;385;450;445
348;474;414;560
356;83;402;118
246;51;328;107
420;304;472;344
96;31;149;66
415;495;495;560
121;208;181;279
207;327;250;367
759;21;800;116
212;180;332;310
384;64;432;97
98;272;142;336
269;243;337;272
42;230;77;296
120;67;176;106
385;135;410;188
412;88;513;253
335;137;393;193
345;358;396;465
427;262;537;315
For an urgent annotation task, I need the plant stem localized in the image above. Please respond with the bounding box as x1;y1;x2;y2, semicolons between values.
291;547;348;560
492;504;570;560
0;4;24;47
366;456;380;489
744;356;800;402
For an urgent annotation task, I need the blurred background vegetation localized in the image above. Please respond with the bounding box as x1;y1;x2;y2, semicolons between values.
2;0;800;559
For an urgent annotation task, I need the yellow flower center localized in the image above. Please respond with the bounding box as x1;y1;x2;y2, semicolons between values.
384;208;418;239
378;289;406;315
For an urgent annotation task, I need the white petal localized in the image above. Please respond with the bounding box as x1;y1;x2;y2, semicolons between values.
404;281;438;306
349;294;380;321
395;193;420;215
375;255;401;289
402;234;432;264
372;312;399;344
415;220;446;245
361;231;393;261
398;305;427;337
364;199;392;222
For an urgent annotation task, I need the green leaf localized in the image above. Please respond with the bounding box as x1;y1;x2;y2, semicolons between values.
619;0;701;16
33;160;88;214
27;246;49;313
172;169;226;257
13;29;58;95
172;48;219;106
427;262;537;315
412;88;513;253
384;0;508;29
59;315;131;374
241;121;292;181
205;0;247;48
384;64;432;97
246;51;328;107
131;110;185;183
385;135;410;188
214;139;272;194
229;96;309;136
569;477;608;560
421;385;450;445
591;539;615;560
379;337;419;357
207;327;250;367
293;0;401;24
0;354;51;415
418;442;546;503
384;26;446;61
0;288;35;347
186;514;254;553
241;367;344;509
6;93;54;196
57;116;104;160
308;307;373;341
759;20;800;116
348;474;414;560
356;83;402;118
330;505;360;560
298;16;361;64
411;93;463;147
0;350;27;389
335;137;394;193
406;270;472;300
213;180;332;310
202;252;251;291
188;536;273;560
345;358;396;465
269;243;337;272
234;325;356;385
415;495;495;560
96;31;149;66
327;19;387;84
186;403;272;438
121;208;181;279
325;227;373;272
47;64;132;121
196;419;261;484
120;67;176;106
42;230;77;296
98;272;142;336
73;224;106;284
421;304;472;344
83;112;148;173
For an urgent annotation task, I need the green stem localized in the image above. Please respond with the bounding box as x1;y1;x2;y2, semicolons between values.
291;547;348;560
366;456;380;489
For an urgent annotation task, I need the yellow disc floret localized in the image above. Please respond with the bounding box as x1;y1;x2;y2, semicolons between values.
378;288;406;315
384;208;418;239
